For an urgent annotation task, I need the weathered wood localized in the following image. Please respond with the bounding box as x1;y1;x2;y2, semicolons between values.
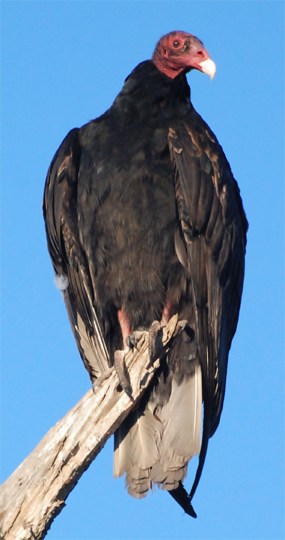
0;315;178;540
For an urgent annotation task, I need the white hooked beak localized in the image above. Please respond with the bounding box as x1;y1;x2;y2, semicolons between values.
199;58;216;80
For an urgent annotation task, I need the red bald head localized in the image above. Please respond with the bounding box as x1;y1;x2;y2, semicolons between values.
152;31;216;80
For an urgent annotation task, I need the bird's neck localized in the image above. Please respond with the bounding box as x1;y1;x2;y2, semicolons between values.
111;61;192;124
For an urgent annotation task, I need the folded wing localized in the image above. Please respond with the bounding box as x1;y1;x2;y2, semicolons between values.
169;111;248;499
43;129;109;381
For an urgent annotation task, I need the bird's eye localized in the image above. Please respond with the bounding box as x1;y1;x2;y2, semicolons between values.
173;40;180;48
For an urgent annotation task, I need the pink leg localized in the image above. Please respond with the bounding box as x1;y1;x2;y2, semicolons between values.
161;301;171;326
117;309;131;347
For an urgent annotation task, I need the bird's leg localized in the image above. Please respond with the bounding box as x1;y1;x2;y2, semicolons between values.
114;310;133;399
148;301;172;364
117;309;131;345
161;301;171;326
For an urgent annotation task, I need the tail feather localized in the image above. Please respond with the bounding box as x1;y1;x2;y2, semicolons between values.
129;408;161;470
125;466;152;498
114;357;202;500
160;363;202;465
159;466;188;491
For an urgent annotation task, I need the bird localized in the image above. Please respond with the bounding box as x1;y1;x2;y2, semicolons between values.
43;30;248;517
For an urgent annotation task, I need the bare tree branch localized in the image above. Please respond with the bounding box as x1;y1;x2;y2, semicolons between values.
0;315;179;540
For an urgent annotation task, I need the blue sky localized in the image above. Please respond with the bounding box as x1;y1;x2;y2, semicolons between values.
1;2;284;539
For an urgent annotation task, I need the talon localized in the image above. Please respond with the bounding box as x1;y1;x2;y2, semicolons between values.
179;322;195;343
125;330;145;350
114;350;133;400
125;335;136;350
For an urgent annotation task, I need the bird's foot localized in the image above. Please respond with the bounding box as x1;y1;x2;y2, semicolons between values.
148;320;165;366
114;349;133;400
92;366;115;394
148;317;195;366
125;330;145;350
113;330;145;401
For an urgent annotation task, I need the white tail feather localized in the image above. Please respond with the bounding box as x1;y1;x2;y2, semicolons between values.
113;360;202;497
160;363;202;464
129;408;161;470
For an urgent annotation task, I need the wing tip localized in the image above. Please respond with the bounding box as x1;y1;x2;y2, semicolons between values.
168;482;197;518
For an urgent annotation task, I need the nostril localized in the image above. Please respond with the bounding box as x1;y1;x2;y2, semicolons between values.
196;50;205;57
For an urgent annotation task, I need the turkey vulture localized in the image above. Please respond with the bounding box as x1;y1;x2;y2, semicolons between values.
43;31;248;517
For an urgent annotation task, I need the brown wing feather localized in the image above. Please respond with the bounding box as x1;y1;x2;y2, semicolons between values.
43;129;109;381
168;111;248;498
